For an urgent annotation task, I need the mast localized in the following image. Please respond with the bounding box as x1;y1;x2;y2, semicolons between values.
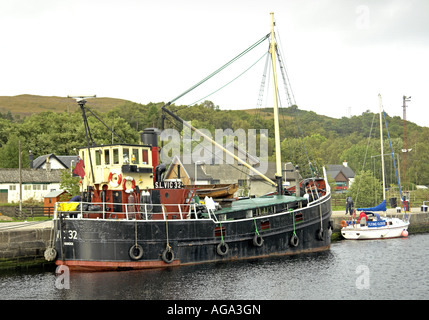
269;12;283;195
68;95;97;194
378;94;386;202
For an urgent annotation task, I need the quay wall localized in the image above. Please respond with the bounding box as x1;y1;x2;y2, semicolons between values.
0;222;54;271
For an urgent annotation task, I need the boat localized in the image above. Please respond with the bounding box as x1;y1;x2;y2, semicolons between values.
45;13;333;271
186;183;238;199
341;95;410;240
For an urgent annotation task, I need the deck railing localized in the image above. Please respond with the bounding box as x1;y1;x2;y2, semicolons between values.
55;201;217;221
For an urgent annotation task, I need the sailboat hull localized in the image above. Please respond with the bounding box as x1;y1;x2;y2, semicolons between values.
54;197;332;271
341;218;409;240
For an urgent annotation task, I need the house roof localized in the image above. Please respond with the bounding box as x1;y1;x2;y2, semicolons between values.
165;156;213;181
0;169;62;183
44;190;66;198
212;142;260;166
250;162;302;181
33;154;78;169
165;156;302;184
326;164;355;179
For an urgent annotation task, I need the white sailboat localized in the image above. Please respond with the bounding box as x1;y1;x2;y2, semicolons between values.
341;94;410;240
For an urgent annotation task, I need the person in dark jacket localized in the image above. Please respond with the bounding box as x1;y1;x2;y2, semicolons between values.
346;196;353;215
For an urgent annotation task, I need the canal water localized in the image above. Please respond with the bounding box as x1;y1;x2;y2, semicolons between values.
1;233;428;300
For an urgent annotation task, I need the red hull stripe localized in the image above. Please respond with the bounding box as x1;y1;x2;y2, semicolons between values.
56;259;180;271
55;244;330;271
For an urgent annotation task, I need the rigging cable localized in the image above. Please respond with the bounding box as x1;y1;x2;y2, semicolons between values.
272;24;314;178
383;110;408;220
167;34;270;106
271;15;296;106
187;51;269;107
274;20;323;181
85;106;126;144
353;113;376;212
275;37;295;107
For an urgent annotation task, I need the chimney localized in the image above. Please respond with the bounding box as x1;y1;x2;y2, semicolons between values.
29;150;34;169
46;155;51;172
343;160;348;167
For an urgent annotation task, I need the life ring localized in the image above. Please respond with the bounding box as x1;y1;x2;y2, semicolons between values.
290;233;299;247
108;169;122;188
340;220;347;228
44;247;57;261
216;242;229;256
161;248;175;263
122;176;136;193
129;244;144;260
253;234;264;247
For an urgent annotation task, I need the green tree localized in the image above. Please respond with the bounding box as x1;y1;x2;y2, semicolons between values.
340;143;377;174
0;135;29;168
347;170;383;208
59;169;80;198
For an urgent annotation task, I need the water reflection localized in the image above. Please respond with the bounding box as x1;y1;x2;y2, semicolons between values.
1;234;428;300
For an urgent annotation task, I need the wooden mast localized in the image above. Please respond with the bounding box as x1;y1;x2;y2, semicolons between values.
269;12;283;194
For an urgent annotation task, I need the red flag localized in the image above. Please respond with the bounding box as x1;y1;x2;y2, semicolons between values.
73;157;85;178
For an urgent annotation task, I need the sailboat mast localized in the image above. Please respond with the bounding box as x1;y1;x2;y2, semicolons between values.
269;12;283;194
379;94;386;201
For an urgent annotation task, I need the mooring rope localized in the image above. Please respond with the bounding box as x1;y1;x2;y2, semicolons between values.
253;218;260;236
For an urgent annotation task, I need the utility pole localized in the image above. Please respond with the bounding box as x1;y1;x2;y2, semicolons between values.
19;140;22;214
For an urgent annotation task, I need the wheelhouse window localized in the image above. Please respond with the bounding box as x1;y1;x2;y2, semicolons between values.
142;149;149;164
95;149;101;165
113;148;119;164
104;149;110;165
123;148;130;164
132;148;139;164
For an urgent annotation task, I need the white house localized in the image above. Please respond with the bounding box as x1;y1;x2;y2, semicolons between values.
31;154;78;170
0;168;62;203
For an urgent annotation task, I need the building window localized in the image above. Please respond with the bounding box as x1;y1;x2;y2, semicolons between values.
33;185;41;190
43;185;48;190
238;179;247;186
9;185;16;191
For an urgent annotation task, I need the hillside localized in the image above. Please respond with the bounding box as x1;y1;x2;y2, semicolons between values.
0;94;130;117
0;95;428;185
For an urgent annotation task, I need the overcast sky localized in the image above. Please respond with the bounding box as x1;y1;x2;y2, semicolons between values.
1;0;428;127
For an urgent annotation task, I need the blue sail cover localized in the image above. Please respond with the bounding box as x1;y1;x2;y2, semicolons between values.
357;200;387;212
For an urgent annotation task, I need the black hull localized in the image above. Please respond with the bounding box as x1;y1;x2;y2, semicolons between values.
54;197;332;271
